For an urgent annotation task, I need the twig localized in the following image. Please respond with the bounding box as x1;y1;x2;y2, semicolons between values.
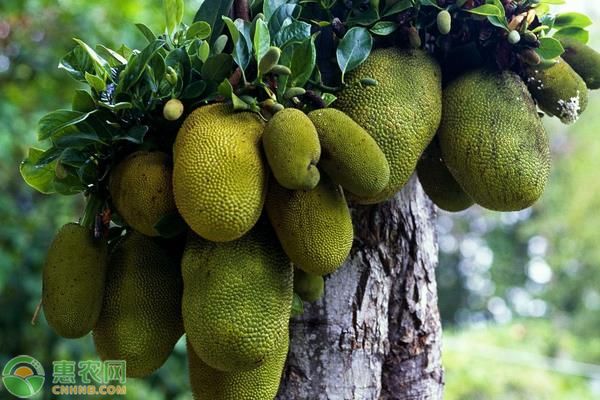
31;298;42;325
233;0;250;22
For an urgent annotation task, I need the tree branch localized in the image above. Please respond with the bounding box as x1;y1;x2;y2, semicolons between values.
233;0;250;22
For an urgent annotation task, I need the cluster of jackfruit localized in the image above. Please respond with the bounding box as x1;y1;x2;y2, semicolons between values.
40;41;599;399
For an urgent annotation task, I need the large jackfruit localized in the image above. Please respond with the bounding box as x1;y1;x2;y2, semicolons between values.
262;108;321;190
308;108;390;198
93;232;183;377
109;151;176;237
417;137;474;212
187;335;288;400
335;48;442;204
265;175;353;276
42;223;107;338
182;224;293;372
560;37;600;90
439;70;550;211
526;58;588;124
173;103;266;242
293;268;324;302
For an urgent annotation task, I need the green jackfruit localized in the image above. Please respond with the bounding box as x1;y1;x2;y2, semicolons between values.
265;175;353;276
560;37;600;90
262;108;321;190
93;232;183;377
182;224;292;372
187;335;288;400
526;58;588;124
417;138;473;212
335;48;442;204
173;103;266;242
109;151;176;237
42;223;107;338
308;108;390;198
293;268;324;302
439;70;550;211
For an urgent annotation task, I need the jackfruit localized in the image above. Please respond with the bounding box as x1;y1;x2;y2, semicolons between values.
262;108;321;190
293;268;324;302
182;224;292;372
335;48;442;204
109;151;176;237
42;223;107;338
417;137;474;212
559;37;600;90
308;108;390;198
93;232;183;377
173;103;266;242
187;335;288;400
525;58;588;124
265;175;353;276
438;70;550;211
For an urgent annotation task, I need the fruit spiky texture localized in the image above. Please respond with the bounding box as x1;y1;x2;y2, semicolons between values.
187;335;288;400
560;37;600;90
42;223;107;338
526;58;588;124
182;224;293;372
93;232;183;377
417;138;473;212
109;151;176;237
262;108;321;190
308;108;390;198
439;70;550;211
335;48;442;204
173;103;266;242
265;175;353;276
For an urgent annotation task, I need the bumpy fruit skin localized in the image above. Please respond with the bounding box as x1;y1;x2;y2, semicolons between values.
439;70;550;211
308;108;390;198
293;268;324;302
42;223;107;338
187;335;288;400
93;232;183;377
526;58;588;124
182;224;292;372
560;37;600;90
173;103;266;242
109;151;176;237
265;175;353;276
262;108;321;190
335;48;442;204
417;138;473;212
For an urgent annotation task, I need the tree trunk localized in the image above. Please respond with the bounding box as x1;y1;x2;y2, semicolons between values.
277;176;444;400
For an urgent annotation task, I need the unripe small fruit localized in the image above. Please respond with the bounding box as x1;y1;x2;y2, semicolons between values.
408;26;422;49
284;87;306;99
437;10;452;35
508;30;521;45
519;48;541;66
269;65;292;75
258;46;281;75
163;99;184;121
166;66;178;85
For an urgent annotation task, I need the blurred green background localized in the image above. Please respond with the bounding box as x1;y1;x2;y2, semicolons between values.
0;1;599;399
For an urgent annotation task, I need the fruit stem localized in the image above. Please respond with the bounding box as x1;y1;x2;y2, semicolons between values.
80;194;103;230
233;0;250;22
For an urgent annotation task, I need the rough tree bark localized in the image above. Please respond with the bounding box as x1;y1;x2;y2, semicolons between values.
277;176;444;400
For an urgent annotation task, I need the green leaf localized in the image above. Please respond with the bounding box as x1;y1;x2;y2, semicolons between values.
291;293;304;317
553;27;589;44
166;48;192;88
213;35;229;54
275;21;311;48
322;92;337;107
59;148;91;168
38;110;97;141
486;0;505;17
253;19;271;63
154;212;188;239
268;4;299;37
164;0;185;34
554;12;593;29
538;0;565;4
193;0;234;44
198;41;210;62
487;15;509;30
289;37;316;88
113;125;149;144
263;0;288;21
201;53;234;82
72;90;95;112
336;27;373;83
20;148;57;194
186;21;212;40
118;39;166;92
370;21;399;36
73;38;110;78
537;37;565;60
347;0;380;26
85;72;107;92
420;0;441;9
217;79;250;110
59;46;95;82
466;4;503;17
136;23;157;43
97;102;134;111
222;17;252;75
182;80;207;99
54;132;106;149
382;0;413;17
96;45;128;66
